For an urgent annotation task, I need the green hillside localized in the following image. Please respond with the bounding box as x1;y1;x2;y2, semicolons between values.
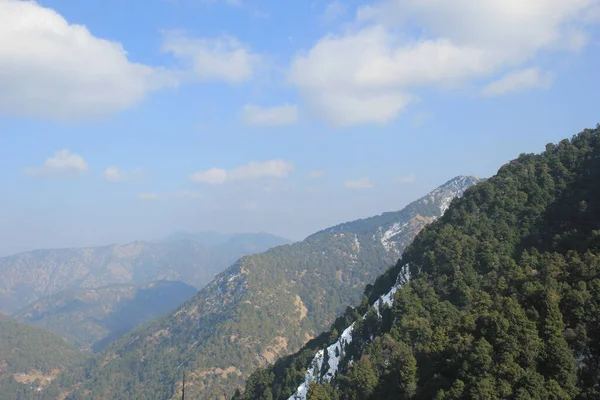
14;281;198;351
62;176;478;400
237;126;600;400
0;314;84;400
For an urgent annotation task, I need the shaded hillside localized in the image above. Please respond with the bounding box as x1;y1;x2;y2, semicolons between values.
0;232;289;314
14;281;198;351
64;176;479;400
0;314;84;400
238;126;600;400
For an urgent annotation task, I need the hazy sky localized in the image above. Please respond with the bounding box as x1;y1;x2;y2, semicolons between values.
1;0;599;256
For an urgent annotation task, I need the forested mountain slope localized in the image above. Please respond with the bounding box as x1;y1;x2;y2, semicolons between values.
14;281;198;351
64;176;479;400
0;232;289;314
0;314;84;400
237;126;600;400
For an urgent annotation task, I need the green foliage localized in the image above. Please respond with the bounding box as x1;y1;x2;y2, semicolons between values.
0;315;84;400
14;281;198;351
60;177;476;399
238;126;600;400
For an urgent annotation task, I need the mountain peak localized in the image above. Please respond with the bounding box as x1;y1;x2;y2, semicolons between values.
421;175;482;214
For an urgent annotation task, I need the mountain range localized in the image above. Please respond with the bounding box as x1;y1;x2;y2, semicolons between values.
61;176;479;400
0;232;290;314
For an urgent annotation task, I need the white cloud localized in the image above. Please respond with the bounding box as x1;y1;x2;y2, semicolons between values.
396;173;416;184
189;168;228;185
25;149;88;178
103;166;144;182
103;166;125;182
190;160;294;185
308;170;325;179
162;31;260;84
0;1;262;119
138;190;203;201
322;1;346;23
344;177;373;190
0;0;176;119
289;0;598;126
242;104;298;127
229;160;294;180
482;68;554;97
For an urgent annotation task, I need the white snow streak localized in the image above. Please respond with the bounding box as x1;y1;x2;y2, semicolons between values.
287;265;410;400
380;222;408;252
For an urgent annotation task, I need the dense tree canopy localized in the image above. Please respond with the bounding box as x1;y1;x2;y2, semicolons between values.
0;314;84;400
236;126;600;400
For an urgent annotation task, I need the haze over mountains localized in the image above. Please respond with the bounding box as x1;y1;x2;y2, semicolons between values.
60;176;479;400
0;232;290;314
13;281;198;351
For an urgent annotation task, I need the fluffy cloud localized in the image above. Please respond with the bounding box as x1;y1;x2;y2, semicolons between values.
25;149;88;178
189;168;229;185
344;177;373;190
241;104;298;127
290;0;598;126
190;160;294;185
162;32;260;84
0;1;259;119
0;0;176;119
102;167;144;182
396;173;416;184
482;68;554;97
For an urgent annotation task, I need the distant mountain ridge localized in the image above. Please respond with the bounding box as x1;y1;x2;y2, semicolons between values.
13;280;198;351
0;232;290;314
63;176;480;400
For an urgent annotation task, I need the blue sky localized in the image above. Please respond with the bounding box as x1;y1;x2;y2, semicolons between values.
0;0;599;255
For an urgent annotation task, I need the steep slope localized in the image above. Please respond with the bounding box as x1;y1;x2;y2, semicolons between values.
0;232;289;314
64;176;479;400
238;126;600;400
0;314;84;400
14;281;198;351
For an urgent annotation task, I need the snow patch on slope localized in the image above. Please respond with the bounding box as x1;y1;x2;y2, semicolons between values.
379;222;409;252
287;265;410;400
423;175;478;215
353;235;360;252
